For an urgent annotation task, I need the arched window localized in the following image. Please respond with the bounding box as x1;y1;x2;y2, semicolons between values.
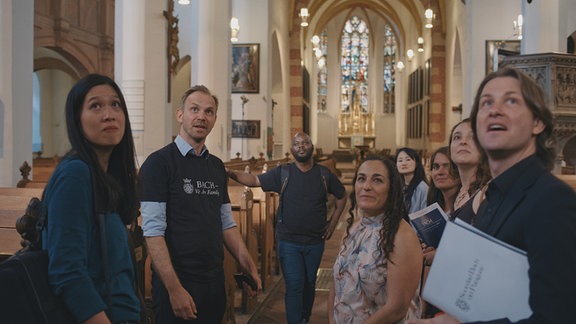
316;30;328;112
32;73;42;153
383;25;397;114
341;16;369;114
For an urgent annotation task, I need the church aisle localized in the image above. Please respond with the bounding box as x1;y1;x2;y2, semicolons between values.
246;185;352;324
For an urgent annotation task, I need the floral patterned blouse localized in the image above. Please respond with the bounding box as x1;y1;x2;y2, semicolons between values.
332;213;421;323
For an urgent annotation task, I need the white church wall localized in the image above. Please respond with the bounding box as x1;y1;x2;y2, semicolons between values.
229;0;269;160
463;0;521;118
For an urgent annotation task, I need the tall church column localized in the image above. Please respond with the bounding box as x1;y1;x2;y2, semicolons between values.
0;0;33;186
289;19;304;136
116;0;170;161
429;28;447;147
194;0;231;159
523;0;561;54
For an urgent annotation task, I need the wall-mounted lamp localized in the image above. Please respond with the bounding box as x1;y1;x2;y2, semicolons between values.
178;0;190;5
300;8;309;27
407;49;415;61
513;14;523;40
425;8;434;29
230;17;240;42
311;34;326;69
396;60;405;72
311;35;320;49
317;57;326;69
314;48;323;60
417;37;424;52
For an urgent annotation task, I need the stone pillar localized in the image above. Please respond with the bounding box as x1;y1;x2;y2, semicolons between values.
429;12;447;146
115;0;146;159
116;0;171;161
289;1;305;137
289;33;303;137
195;0;231;159
0;0;33;186
523;0;561;54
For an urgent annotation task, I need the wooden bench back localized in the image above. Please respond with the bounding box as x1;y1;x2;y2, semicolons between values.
224;154;291;173
557;174;576;191
227;185;259;314
17;160;55;188
0;190;42;260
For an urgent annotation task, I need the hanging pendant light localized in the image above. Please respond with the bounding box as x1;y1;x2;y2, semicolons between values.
230;17;240;42
300;8;309;27
425;8;434;29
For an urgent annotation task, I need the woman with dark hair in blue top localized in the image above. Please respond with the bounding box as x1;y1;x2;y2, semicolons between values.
395;147;428;214
42;74;141;323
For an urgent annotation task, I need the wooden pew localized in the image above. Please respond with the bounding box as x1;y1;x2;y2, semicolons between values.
0;187;44;197
32;156;60;182
255;188;278;290
0;188;43;261
224;152;291;174
32;156;61;166
557;174;576;191
31;167;55;182
227;163;279;290
17;161;52;188
317;156;341;178
19;181;48;189
223;185;259;321
228;185;259;314
222;248;237;324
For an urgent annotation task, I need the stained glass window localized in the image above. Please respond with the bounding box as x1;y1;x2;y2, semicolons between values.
341;16;369;114
383;25;397;114
317;31;328;112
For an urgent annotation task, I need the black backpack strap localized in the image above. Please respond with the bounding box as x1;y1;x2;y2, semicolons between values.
278;164;290;224
319;165;329;194
126;220;151;323
97;212;111;308
279;164;290;197
32;191;48;250
91;173;112;309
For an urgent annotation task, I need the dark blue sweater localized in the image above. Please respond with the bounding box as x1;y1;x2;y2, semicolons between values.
42;157;140;322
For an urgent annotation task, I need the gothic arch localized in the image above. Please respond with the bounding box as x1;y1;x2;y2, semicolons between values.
34;0;115;76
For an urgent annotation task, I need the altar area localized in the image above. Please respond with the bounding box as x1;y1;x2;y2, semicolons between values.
336;83;375;149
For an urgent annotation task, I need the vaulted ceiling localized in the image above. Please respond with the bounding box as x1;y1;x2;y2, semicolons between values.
290;0;446;54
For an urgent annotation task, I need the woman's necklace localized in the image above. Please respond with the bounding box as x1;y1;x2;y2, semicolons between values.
454;187;470;210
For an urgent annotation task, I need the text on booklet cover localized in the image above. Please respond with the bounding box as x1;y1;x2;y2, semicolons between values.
408;202;449;248
422;220;531;322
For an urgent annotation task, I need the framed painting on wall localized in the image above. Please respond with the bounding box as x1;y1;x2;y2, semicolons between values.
232;43;260;93
231;120;261;138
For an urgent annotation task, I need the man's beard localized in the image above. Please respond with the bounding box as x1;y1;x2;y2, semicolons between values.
293;149;313;162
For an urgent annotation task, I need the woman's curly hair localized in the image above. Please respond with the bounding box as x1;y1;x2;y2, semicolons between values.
341;156;407;264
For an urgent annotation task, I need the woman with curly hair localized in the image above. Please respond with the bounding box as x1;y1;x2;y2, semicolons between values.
328;156;422;323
